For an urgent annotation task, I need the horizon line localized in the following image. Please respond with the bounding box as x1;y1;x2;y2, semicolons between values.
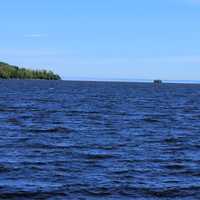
61;77;200;84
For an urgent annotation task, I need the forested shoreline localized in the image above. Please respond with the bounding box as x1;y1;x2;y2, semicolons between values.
0;62;61;80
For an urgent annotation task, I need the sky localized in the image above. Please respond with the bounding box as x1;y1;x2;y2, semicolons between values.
1;0;200;81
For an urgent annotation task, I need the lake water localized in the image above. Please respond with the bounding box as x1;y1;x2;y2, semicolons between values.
0;80;200;199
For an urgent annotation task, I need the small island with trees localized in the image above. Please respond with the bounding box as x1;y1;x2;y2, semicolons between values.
154;80;162;84
0;61;61;80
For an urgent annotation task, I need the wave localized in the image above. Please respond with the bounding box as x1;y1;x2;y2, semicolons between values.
27;127;73;134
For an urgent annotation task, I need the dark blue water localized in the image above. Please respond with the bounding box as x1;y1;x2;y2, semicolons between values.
0;80;200;200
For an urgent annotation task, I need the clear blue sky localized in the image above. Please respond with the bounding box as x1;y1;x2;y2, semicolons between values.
1;0;200;81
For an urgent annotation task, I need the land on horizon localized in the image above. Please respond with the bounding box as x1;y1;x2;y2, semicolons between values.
0;61;61;80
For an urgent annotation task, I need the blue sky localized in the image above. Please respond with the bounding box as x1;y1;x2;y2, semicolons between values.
1;0;200;81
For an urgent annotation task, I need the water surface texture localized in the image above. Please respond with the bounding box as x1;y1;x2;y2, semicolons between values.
0;80;200;200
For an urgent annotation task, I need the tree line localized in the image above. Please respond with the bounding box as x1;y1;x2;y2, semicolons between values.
0;62;61;80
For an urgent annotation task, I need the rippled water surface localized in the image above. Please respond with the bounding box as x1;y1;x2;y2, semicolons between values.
0;80;200;199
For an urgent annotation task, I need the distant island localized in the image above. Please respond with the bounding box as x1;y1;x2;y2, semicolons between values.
154;80;162;84
0;61;61;80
